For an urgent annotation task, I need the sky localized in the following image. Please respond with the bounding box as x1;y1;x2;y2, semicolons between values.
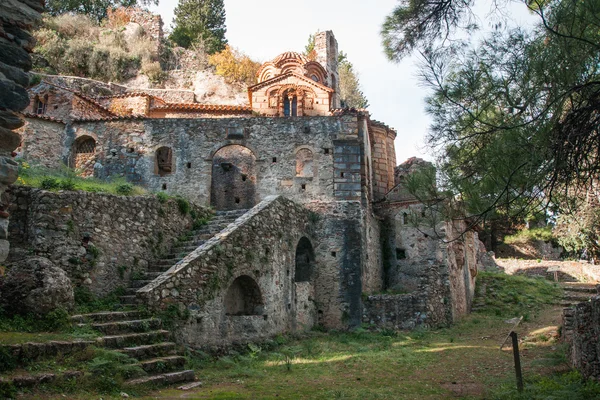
149;0;538;164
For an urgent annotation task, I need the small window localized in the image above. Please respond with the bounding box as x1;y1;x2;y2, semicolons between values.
402;212;408;225
311;74;319;82
396;248;406;260
156;146;173;176
34;94;48;115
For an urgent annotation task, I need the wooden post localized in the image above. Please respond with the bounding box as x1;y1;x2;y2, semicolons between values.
510;331;524;392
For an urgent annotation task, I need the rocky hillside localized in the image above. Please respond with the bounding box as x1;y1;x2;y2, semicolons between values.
31;8;250;105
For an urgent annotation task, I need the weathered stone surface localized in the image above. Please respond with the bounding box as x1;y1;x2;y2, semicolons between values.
0;78;30;111
0;238;9;262
8;187;211;296
0;126;22;152
0;37;32;71
3;25;36;52
0;110;25;130
0;156;19;185
0;256;74;316
563;296;600;380
0;0;42;28
0;60;30;87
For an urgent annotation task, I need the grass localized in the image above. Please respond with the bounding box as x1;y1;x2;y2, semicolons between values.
6;273;599;400
504;227;555;244
474;271;562;319
16;162;146;196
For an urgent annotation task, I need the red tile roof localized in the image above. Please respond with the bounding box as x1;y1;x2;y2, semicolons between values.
150;103;252;112
248;72;335;93
40;82;118;117
20;113;66;124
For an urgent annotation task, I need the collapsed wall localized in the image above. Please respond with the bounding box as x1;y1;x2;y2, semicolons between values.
8;186;210;295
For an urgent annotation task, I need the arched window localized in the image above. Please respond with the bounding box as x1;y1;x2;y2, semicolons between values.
34;94;48;115
296;148;314;177
156;146;173;176
225;275;264;316
283;90;298;117
295;237;315;282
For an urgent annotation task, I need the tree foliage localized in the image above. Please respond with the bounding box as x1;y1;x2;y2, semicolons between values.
170;0;227;54
208;45;260;85
45;0;157;22
338;52;369;109
382;0;600;253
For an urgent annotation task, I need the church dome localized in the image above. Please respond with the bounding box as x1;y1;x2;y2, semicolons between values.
271;51;311;67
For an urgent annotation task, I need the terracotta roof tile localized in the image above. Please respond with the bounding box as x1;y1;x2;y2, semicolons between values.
21;113;66;124
151;103;252;112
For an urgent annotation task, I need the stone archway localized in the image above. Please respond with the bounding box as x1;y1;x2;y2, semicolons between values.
210;145;257;211
224;275;264;316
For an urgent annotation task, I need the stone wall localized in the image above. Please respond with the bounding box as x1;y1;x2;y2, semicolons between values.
0;0;44;262
8;186;210;295
17;117;66;168
365;202;479;329
138;196;318;348
562;292;600;380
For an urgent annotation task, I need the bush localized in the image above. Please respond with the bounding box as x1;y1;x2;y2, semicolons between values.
208;45;261;85
115;183;134;195
156;191;169;203
141;60;166;83
40;177;60;190
176;196;190;215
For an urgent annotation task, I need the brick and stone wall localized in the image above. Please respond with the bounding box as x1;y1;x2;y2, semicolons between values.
8;186;211;295
138;196;318;347
562;291;600;380
17;118;66;168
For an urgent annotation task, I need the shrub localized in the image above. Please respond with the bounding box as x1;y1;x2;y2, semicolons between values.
208;45;261;85
504;227;555;244
40;177;60;190
115;183;134;195
176;196;190;215
141;60;166;83
156;191;169;203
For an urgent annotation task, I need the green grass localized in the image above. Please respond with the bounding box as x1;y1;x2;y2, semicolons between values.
16;162;146;196
475;272;563;319
504;227;555;244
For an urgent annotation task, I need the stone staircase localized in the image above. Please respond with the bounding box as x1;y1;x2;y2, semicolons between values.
557;282;599;307
119;209;249;305
70;310;195;386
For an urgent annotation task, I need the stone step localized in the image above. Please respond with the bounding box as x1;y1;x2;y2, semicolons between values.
562;294;594;302
171;244;205;254
125;370;195;386
175;239;206;249
561;285;598;294
81;318;162;335
70;310;144;323
124;287;139;296
96;330;171;348
120;295;139;305
215;209;248;217
119;342;178;360
131;279;154;288
136;355;186;373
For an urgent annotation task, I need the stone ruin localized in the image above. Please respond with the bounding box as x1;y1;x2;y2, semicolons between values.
7;8;488;348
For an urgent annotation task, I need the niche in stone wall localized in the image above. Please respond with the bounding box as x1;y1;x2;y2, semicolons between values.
155;146;173;176
71;136;96;177
295;148;314;177
225;275;264;316
295;237;315;282
211;145;257;211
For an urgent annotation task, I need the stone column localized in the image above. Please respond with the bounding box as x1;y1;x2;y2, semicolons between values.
0;0;44;261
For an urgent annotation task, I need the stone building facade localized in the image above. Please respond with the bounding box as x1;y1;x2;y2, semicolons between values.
13;22;481;347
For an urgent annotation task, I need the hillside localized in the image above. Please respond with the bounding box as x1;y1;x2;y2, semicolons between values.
31;8;251;105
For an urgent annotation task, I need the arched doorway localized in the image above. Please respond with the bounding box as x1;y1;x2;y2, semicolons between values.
210;145;257;211
71;136;96;177
295;237;315;282
293;236;317;330
224;275;264;316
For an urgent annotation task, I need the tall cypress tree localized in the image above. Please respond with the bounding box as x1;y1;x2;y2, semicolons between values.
170;0;227;54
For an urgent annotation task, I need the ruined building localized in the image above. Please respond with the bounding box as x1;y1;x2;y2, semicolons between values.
11;17;480;348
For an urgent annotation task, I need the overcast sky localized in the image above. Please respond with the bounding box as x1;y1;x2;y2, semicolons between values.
149;0;537;164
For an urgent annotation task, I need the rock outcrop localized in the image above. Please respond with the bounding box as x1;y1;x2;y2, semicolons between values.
0;0;44;261
0;256;74;316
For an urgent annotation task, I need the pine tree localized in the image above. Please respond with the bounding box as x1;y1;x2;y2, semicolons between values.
338;52;369;109
170;0;227;54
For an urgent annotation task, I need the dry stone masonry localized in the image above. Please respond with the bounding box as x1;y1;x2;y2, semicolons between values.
10;16;484;349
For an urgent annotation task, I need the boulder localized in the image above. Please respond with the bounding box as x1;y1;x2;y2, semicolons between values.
0;110;25;130
0;257;74;316
0;156;19;185
0;78;29;111
0;37;32;71
0;126;22;153
0;61;30;88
